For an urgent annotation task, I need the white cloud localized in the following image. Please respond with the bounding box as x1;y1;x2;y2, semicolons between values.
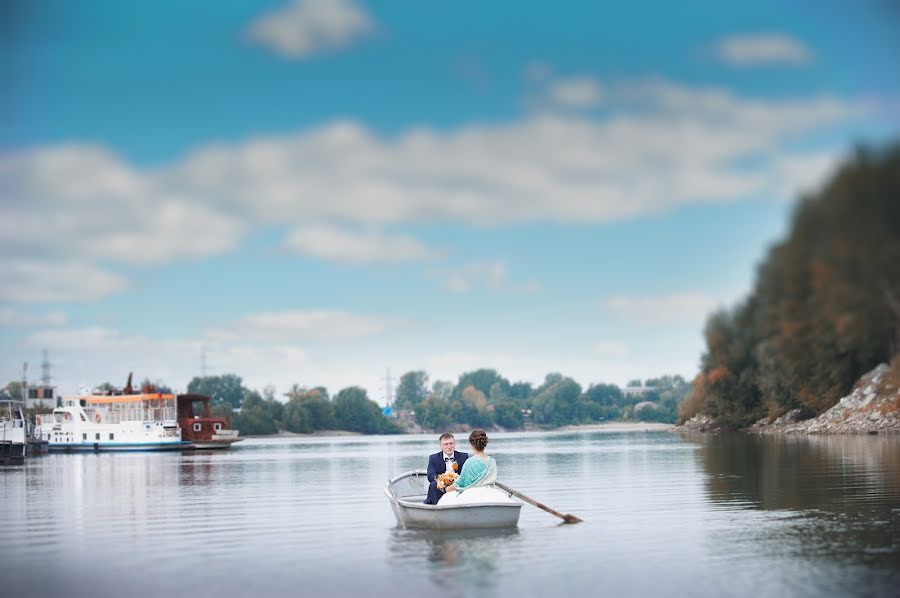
715;33;813;67
0;260;128;303
0;144;244;267
604;292;727;325
0;308;68;328
770;150;843;200
432;261;542;294
547;76;604;109
164;81;861;228
244;0;375;59
209;309;407;343
283;225;441;264
1;77;866;300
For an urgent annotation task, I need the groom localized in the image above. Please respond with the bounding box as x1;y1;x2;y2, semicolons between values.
424;432;468;505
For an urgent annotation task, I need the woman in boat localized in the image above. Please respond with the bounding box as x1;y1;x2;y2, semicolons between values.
438;429;498;505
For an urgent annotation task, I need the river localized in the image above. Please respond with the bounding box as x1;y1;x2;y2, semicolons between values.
1;430;898;597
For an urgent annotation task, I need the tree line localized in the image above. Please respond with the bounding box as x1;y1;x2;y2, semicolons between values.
186;369;691;435
186;375;402;436
680;143;900;428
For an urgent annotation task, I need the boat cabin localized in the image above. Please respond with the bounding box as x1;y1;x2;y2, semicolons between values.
176;394;242;449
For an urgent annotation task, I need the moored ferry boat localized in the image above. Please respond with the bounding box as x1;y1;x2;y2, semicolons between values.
35;390;187;451
1;396;28;462
177;393;243;449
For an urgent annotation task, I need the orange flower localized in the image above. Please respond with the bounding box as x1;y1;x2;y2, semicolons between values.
452;462;459;471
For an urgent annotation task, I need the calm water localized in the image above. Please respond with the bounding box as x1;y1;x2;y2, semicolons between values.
2;430;899;597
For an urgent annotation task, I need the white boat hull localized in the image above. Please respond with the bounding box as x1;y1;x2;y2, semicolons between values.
36;394;186;452
384;470;521;529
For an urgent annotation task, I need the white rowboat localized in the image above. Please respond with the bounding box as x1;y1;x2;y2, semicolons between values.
384;470;522;529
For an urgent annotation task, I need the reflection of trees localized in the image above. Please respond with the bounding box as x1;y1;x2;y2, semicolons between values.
387;528;519;593
178;457;215;487
690;432;900;574
693;433;900;512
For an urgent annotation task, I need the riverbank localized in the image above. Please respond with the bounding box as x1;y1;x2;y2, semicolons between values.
556;422;675;433
678;359;900;435
249;421;675;438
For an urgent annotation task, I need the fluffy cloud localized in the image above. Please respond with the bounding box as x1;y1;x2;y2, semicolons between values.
208;309;408;343
137;80;868;228
284;225;440;264
431;261;541;294
770;149;843;200
0;144;244;267
0;260;128;303
0;308;68;328
604;292;726;325
244;0;375;59
1;77;865;300
546;76;604;109
715;33;813;66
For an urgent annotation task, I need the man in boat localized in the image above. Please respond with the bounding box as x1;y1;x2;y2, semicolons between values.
424;432;468;505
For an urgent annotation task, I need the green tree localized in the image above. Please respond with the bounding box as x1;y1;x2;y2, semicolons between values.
531;377;582;426
584;383;623;407
333;386;400;434
234;388;283;435
506;382;532;402
453;369;510;400
415;396;453;430
395;370;429;410
187;374;246;408
493;400;525;429
430;380;453;402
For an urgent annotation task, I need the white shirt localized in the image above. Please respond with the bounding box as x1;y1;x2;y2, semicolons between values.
442;452;456;473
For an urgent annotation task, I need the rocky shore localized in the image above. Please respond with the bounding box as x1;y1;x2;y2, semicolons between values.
678;360;900;435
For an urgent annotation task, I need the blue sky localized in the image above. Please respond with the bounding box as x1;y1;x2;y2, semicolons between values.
2;0;898;403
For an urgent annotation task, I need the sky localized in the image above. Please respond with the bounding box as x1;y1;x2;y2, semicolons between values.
2;0;899;404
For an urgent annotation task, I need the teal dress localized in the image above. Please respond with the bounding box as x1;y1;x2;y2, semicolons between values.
455;455;497;493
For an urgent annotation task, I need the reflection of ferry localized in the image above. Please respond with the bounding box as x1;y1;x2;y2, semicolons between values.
177;394;243;449
1;396;27;462
35;388;187;452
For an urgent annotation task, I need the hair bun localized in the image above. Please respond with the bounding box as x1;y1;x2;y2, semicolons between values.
469;429;488;451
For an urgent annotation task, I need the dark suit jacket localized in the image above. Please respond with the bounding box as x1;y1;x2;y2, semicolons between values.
424;450;468;504
427;450;468;482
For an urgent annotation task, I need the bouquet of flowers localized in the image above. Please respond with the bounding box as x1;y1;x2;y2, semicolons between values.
436;470;459;490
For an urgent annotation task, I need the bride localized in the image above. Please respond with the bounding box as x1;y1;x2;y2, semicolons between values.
438;429;509;505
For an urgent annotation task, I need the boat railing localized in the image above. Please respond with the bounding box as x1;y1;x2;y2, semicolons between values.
89;406;178;424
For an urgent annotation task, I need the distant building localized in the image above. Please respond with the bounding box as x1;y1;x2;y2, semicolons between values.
633;400;656;412
621;386;657;397
26;384;57;410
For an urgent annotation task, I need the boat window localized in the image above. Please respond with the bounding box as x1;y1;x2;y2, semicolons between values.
109;433;114;440
82;433;87;441
95;433;100;440
193;423;202;432
214;423;222;431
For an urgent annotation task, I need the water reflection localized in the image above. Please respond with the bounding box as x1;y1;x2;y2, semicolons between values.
388;527;520;593
687;432;900;583
687;433;900;511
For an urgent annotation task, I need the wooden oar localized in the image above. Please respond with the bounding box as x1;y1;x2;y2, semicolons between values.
495;481;583;524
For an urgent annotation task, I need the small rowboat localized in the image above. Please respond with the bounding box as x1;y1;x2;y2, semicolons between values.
384;470;522;529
